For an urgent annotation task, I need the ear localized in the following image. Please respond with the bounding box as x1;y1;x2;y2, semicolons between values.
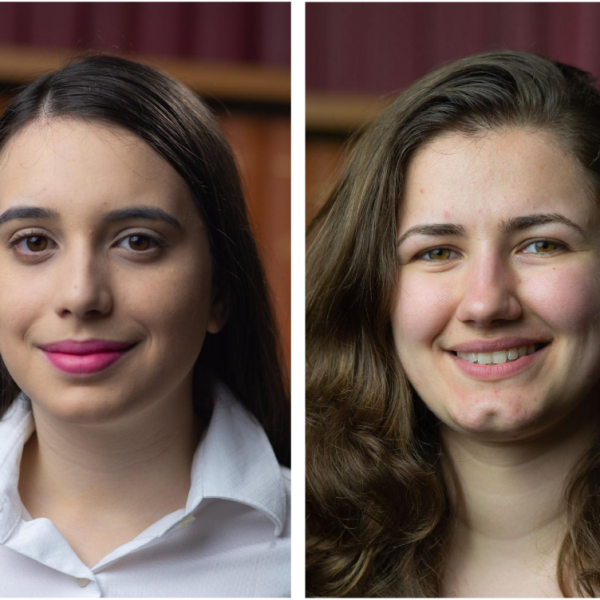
207;290;229;334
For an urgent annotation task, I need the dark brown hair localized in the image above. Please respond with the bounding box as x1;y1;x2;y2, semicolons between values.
306;50;600;596
0;54;290;467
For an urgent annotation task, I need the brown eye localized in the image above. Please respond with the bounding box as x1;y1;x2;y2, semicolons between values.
128;235;150;251
26;236;48;252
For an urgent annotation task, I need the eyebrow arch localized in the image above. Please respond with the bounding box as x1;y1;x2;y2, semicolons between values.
396;212;584;247
100;206;183;231
396;223;466;247
0;206;59;226
500;213;584;235
0;204;183;231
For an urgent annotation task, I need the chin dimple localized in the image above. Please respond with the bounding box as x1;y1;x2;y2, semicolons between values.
454;344;545;365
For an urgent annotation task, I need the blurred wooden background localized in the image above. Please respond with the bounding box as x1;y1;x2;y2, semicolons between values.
0;2;291;368
306;2;600;221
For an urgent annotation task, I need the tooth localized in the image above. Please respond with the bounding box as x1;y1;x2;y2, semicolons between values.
492;350;508;364
457;352;478;363
507;348;519;361
477;352;493;364
527;344;535;355
518;346;527;357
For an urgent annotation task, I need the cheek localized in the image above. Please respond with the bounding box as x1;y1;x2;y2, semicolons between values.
520;262;600;332
122;261;213;348
391;271;455;356
0;272;49;342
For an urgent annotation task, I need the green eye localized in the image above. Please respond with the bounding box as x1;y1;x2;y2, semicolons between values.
420;247;458;261
522;240;561;254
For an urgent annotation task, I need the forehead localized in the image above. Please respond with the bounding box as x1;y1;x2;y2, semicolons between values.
400;129;595;228
0;118;197;221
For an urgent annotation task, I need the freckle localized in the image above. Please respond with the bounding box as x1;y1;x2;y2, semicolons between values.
443;210;450;219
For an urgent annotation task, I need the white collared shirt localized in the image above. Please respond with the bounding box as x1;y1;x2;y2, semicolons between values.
0;383;290;597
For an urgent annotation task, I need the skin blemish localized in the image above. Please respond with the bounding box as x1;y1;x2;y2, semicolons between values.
420;188;425;194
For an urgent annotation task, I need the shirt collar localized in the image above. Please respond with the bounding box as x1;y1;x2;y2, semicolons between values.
186;380;287;536
0;394;34;542
0;383;286;541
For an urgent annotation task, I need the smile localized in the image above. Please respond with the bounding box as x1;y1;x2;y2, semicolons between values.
446;343;550;382
453;343;546;365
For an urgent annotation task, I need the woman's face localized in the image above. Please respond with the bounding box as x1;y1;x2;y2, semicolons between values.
392;129;600;441
0;118;224;424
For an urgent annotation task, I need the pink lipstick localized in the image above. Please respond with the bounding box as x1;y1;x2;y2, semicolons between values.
38;339;136;375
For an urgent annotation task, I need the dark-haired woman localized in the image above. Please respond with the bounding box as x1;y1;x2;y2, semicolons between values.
0;55;290;597
306;51;600;597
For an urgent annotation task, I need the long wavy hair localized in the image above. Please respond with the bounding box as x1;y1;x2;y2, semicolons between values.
306;50;600;596
0;54;290;467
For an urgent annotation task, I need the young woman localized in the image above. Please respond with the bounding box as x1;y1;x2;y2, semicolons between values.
0;55;290;597
306;51;600;597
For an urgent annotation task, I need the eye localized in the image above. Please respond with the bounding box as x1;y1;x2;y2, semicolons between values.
417;247;461;261
116;233;164;252
7;232;55;255
521;240;565;254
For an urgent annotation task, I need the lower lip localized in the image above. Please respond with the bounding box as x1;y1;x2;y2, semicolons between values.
447;345;548;381
42;347;135;375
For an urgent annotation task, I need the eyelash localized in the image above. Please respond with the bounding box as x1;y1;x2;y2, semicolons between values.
415;239;568;262
6;230;166;258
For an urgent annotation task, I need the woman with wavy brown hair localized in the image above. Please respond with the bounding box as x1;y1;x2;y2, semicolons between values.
306;50;600;597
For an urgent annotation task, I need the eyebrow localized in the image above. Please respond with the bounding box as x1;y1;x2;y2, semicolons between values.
396;213;584;246
0;205;183;231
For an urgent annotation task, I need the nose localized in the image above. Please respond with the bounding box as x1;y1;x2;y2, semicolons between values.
455;249;522;326
54;248;113;320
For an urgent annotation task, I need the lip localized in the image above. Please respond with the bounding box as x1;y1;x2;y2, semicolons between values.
38;339;136;354
38;339;137;375
446;337;552;353
447;343;549;382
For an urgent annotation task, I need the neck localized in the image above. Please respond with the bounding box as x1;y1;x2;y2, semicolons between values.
18;378;201;524
440;404;597;597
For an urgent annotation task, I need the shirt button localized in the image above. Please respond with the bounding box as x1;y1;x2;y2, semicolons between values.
76;578;91;588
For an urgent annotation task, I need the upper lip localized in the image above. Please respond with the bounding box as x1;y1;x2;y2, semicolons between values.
38;339;137;355
446;338;551;353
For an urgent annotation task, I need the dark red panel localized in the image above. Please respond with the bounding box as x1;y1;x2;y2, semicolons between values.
0;2;290;67
306;2;600;93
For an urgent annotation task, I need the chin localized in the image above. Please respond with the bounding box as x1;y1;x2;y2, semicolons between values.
445;395;557;442
28;385;143;425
